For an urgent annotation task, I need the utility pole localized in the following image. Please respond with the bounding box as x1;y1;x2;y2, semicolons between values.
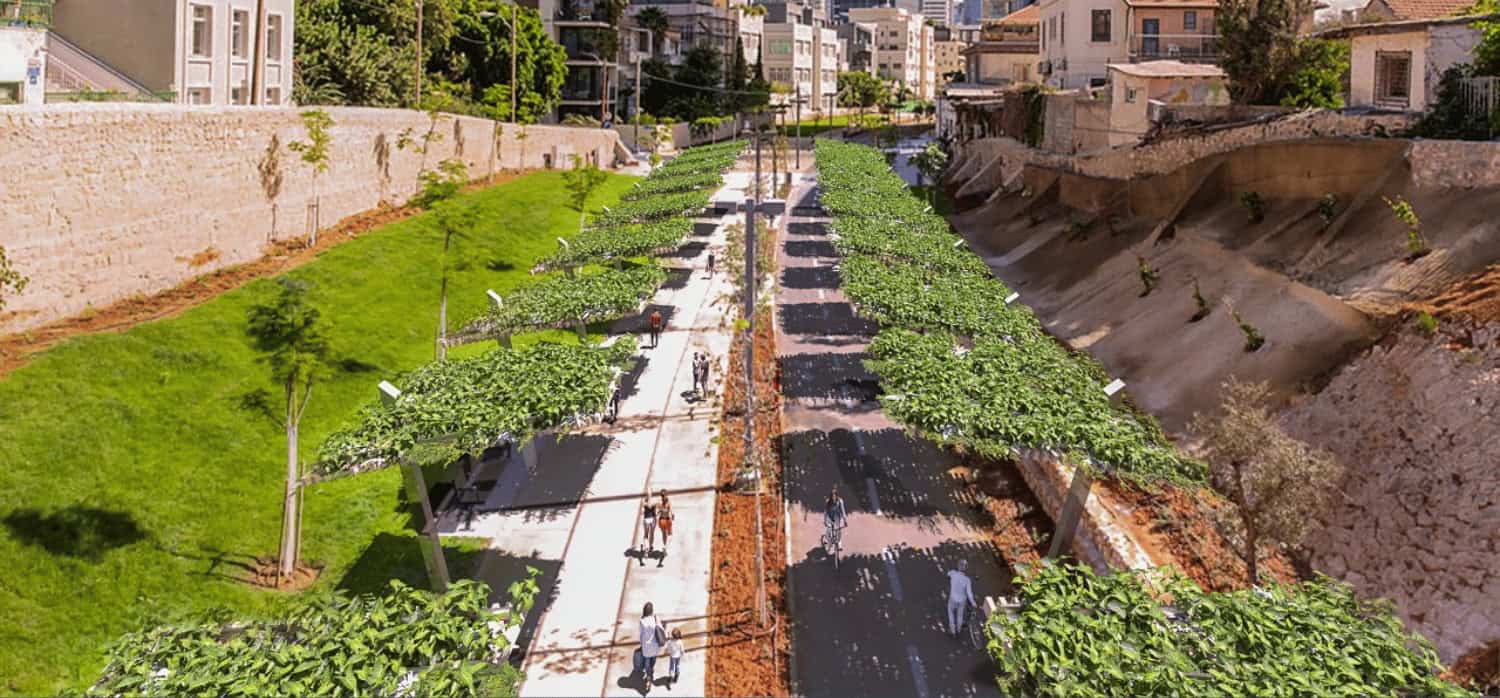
634;54;642;149
415;0;424;107
746;130;765;628
795;85;802;170
511;2;518;122
251;0;265;104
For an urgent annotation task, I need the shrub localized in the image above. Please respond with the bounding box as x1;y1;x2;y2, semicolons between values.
1233;310;1265;351
1416;310;1439;335
1190;279;1210;322
1240;191;1266;224
1137;255;1160;297
1384;195;1427;257
1316;193;1338;223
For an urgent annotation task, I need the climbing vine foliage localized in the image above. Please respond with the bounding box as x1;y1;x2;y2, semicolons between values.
316;339;637;472
91;578;539;697
989;562;1465;698
816;140;1200;485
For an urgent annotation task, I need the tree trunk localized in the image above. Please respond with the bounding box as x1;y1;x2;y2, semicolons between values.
279;381;299;578
437;275;448;360
1243;512;1260;585
576;318;587;341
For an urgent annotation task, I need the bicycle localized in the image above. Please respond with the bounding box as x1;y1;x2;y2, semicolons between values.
964;602;985;650
821;520;844;568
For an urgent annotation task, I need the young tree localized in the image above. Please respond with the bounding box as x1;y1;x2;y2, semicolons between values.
432;201;479;359
635;7;670;57
1217;0;1345;106
1190;379;1343;585
727;37;752;113
0;244;30;313
288;110;334;247
909;141;949;204
562;155;610;235
837;70;885;123
246;277;330;580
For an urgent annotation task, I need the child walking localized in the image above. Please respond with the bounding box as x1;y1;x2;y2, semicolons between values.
666;627;685;686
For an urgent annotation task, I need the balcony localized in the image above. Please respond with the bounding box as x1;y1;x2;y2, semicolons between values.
1126;33;1220;63
1;0;51;27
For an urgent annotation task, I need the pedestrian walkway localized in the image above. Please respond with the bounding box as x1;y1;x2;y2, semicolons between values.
776;161;1007;698
438;166;754;697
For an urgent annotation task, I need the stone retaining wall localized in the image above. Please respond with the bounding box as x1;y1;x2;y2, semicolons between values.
0;104;627;334
1011;450;1157;574
1281;322;1500;664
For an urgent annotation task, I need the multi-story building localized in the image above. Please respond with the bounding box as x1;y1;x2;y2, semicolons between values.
1038;0;1218;89
830;0;896;25
851;6;934;99
763;21;814;100
45;0;293;105
0;0;48;105
812;24;840;110
920;0;957;25
935;36;967;84
962;4;1038;84
836;21;876;73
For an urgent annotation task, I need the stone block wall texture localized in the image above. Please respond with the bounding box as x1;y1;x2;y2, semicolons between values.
1281;323;1500;664
1012;449;1157;575
0;104;627;334
1072;110;1418;180
1408;139;1500;190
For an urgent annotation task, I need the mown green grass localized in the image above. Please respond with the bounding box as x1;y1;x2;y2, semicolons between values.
0;170;638;694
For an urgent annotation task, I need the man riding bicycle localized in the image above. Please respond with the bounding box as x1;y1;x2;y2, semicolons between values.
947;559;976;638
824;488;848;553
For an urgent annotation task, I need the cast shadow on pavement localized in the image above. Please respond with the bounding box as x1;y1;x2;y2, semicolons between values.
778;303;879;337
787;221;830;236
779;352;880;403
780;266;842;290
789;538;1010;698
472;433;613;523
781;428;990;524
785;240;839;258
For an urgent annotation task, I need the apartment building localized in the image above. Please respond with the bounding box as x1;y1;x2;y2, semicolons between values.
963;4;1039;84
49;0;293;105
837;21;876;73
0;1;48;105
1038;0;1218;89
812;24;840;109
849;6;935;99
763;21;814;100
920;0;957;25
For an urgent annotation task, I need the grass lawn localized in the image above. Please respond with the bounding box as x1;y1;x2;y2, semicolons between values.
0;170;638;694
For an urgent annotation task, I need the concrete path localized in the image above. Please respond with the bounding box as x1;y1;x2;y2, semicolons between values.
439;167;756;697
777;161;1009;698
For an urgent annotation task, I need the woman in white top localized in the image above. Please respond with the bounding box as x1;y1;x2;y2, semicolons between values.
639;602;664;692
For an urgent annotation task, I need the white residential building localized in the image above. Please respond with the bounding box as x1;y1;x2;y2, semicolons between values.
920;0;957;25
1037;0;1125;89
764;22;815;101
849;6;936;99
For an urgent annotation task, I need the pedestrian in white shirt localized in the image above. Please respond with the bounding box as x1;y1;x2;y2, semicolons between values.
639;602;665;692
665;627;685;686
947;559;976;638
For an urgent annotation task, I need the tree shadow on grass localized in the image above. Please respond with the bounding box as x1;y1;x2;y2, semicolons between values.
1;505;148;562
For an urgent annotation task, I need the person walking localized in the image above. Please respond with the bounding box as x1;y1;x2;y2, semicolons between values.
607;386;622;424
656;490;674;567
707;251;716;277
697;353;712;395
665;627;685;686
690;352;703;395
640;495;659;562
648;310;663;348
947;559;976;638
639;602;665;692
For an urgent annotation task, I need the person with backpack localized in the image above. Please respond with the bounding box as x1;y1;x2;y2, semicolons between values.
638;602;665;692
648;310;663;348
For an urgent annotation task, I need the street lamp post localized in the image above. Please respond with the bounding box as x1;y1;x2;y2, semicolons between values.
744;125;766;628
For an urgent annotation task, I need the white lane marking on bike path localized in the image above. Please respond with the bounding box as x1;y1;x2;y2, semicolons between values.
881;546;903;602
854;432;883;516
906;645;932;698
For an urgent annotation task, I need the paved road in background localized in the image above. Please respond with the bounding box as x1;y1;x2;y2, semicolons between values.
777;161;1009;698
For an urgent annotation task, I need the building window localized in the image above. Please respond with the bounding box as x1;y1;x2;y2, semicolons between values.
771;39;792;55
266;86;282;105
191;5;213;57
266;14;283;61
231;83;248;104
1125;85;1137;102
187;87;212;104
0;82;20;104
1375;50;1411;106
231;9;248;58
1091;10;1110;42
1183;11;1197;30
